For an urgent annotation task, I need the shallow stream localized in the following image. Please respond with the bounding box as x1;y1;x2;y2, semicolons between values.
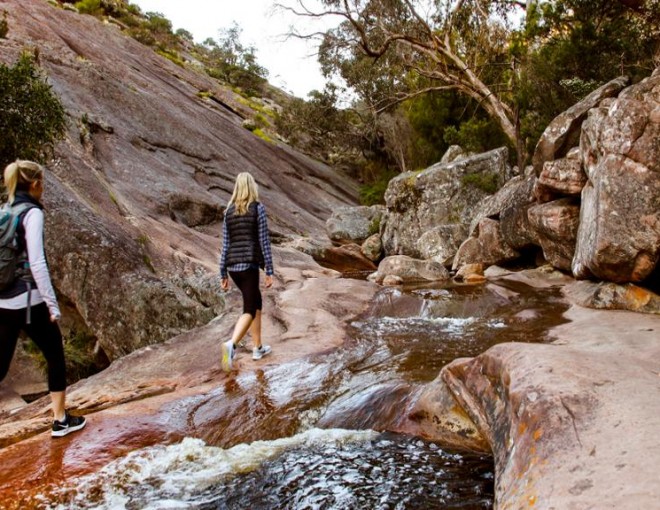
36;279;567;509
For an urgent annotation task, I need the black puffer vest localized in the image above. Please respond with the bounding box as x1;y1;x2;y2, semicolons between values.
225;202;264;268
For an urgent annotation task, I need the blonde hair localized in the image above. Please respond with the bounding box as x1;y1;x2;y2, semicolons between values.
228;172;259;215
3;160;44;204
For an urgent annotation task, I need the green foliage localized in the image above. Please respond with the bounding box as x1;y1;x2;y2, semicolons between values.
156;48;184;67
0;53;66;169
0;10;8;39
75;0;102;15
359;168;397;205
461;173;499;194
443;118;510;155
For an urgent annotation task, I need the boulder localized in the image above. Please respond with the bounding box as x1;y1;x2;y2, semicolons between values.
563;281;660;314
360;233;383;262
326;205;386;245
313;243;378;273
382;147;510;258
376;255;450;283
528;198;580;272
453;218;520;270
417;224;468;267
532;76;630;175
439;145;470;164
573;70;660;282
534;157;587;199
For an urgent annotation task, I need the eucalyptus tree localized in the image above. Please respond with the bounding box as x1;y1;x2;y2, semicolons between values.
283;0;529;167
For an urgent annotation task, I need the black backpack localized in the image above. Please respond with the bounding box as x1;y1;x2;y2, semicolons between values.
0;202;36;291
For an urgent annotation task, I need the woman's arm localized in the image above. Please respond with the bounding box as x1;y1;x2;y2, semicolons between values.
257;203;273;277
24;208;61;319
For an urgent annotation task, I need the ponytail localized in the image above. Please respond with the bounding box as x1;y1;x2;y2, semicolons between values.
3;160;43;204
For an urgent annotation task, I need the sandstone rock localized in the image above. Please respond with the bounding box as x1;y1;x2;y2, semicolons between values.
528;198;580;272
360;233;383;262
382;274;404;286
314;243;378;273
454;263;485;282
382;148;510;258
573;154;660;282
377;255;450;283
416;224;467;267
534;157;587;198
326;205;386;245
563;281;660;314
532;76;630;175
453;218;519;270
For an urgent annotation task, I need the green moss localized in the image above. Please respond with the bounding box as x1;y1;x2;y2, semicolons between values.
143;254;155;273
461;173;499;194
74;0;103;15
197;90;213;99
368;216;381;236
253;128;273;143
156;49;184;67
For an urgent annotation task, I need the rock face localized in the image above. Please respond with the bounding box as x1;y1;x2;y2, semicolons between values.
528;198;581;272
0;0;359;359
573;71;660;282
382;147;510;260
532;76;630;175
326;205;385;245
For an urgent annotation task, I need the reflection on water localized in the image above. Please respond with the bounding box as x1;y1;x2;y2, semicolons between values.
32;278;567;509
45;430;492;510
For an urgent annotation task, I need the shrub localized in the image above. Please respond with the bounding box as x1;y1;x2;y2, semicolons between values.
0;10;8;39
0;53;66;169
74;0;103;16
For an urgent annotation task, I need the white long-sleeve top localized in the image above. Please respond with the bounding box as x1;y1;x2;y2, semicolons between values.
0;208;61;319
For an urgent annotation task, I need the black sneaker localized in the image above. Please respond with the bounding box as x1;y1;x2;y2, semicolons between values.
52;412;86;437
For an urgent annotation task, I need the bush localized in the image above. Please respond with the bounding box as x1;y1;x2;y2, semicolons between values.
74;0;103;15
0;53;66;169
0;10;8;39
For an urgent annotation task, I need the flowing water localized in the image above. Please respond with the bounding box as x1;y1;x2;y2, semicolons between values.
33;279;567;510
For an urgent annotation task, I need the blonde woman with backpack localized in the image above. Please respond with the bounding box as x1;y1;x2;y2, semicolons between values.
219;172;274;372
0;160;86;437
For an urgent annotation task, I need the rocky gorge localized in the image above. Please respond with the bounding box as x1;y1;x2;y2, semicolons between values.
0;1;659;508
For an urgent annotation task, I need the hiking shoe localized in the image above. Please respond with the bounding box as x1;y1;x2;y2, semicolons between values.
252;344;272;360
52;412;86;437
221;340;235;372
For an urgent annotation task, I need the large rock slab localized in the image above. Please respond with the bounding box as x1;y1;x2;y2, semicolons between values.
532;76;630;175
375;255;450;283
563;281;660;314
453;218;520;270
382;148;510;258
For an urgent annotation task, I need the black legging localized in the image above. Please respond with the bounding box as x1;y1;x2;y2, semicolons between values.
0;302;66;392
229;267;262;318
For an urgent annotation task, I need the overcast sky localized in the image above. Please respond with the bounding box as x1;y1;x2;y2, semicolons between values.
130;0;337;98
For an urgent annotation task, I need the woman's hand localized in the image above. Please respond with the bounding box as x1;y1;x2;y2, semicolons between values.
50;314;60;323
221;277;229;291
264;275;273;288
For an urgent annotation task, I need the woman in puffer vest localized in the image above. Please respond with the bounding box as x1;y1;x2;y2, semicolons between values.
219;172;274;372
0;160;86;437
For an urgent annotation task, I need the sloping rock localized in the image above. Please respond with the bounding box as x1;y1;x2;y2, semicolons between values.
382;147;510;259
0;0;359;358
532;76;630;175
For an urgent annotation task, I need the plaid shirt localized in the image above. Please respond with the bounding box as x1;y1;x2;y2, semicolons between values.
219;202;273;278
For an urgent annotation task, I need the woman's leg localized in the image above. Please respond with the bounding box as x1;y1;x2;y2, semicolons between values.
228;268;261;346
249;310;262;348
0;308;22;383
23;303;67;420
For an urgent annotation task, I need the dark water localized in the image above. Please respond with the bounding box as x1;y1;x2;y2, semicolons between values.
39;279;567;510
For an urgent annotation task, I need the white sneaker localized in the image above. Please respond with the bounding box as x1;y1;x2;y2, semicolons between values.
221;340;235;372
252;344;272;360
